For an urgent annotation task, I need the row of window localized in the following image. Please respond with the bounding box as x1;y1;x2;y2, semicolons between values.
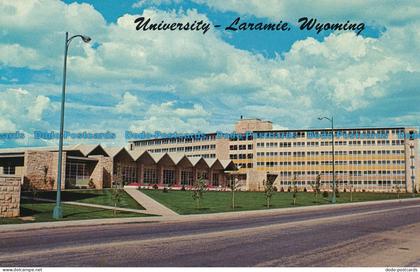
279;180;405;186
230;154;253;159
187;154;216;158
236;163;253;169
255;140;405;148
275;170;406;176
143;168;220;186
256;149;405;157
134;135;217;146
230;144;253;150
148;144;216;153
256;160;406;166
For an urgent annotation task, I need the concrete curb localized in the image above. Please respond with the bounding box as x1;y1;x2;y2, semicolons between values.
1;197;419;233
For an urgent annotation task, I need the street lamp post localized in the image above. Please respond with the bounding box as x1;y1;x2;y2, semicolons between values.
409;143;416;198
318;116;336;204
53;32;91;219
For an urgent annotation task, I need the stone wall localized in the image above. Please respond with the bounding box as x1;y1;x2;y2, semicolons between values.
0;176;21;218
89;156;113;189
23;151;66;191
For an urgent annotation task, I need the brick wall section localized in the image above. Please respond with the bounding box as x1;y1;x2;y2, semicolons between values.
0;176;21;217
89;156;113;189
24;151;66;191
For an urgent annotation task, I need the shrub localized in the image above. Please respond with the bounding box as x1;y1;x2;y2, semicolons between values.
322;191;329;198
343;188;347;192
303;187;307;192
280;187;285;192
287;186;291;192
362;189;366;193
88;179;96;189
153;184;158;190
181;185;186;191
163;187;169;193
273;186;278;192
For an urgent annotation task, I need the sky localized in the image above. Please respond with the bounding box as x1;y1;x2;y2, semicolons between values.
0;0;419;148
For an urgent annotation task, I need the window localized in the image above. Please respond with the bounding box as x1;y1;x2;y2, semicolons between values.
3;165;15;175
66;162;89;187
121;164;137;184
212;173;219;186
163;169;175;185
144;168;157;184
181;171;193;186
198;171;208;180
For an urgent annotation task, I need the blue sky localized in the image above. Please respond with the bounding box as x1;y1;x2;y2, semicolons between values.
0;0;419;148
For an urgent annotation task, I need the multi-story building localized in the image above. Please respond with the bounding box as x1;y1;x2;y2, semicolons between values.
129;118;419;192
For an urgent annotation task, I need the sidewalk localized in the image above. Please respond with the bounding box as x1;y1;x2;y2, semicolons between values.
20;196;157;215
124;189;178;216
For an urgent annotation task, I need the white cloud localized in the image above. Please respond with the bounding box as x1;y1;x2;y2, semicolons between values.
28;95;51;121
129;101;210;132
115;91;143;113
132;0;182;8
0;88;51;132
0;0;107;70
0;117;17;131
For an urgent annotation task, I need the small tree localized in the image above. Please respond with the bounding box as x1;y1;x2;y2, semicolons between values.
27;183;39;209
111;164;124;216
349;183;353;202
263;179;274;208
192;178;207;209
334;178;340;198
229;177;240;210
394;183;401;199
310;174;322;203
292;175;298;206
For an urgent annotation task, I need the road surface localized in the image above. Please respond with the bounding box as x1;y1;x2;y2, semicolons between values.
1;199;420;267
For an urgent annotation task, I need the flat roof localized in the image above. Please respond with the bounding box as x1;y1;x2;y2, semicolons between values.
128;132;218;143
0;154;25;158
129;126;418;142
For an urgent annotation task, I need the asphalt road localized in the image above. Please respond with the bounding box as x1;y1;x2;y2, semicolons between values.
1;199;420;267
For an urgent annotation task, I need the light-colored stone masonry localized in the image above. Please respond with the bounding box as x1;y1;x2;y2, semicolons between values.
23;151;66;191
0;176;21;218
89;156;113;189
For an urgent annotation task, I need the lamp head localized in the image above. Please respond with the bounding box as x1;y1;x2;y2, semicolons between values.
81;36;91;43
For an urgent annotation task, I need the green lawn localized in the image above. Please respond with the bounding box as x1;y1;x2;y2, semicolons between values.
141;189;419;215
0;199;152;225
21;189;144;210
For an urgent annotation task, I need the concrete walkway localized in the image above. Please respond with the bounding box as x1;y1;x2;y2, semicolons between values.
124;189;178;216
20;196;157;215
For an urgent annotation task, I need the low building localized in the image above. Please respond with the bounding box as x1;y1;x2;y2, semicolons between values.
0;144;237;191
